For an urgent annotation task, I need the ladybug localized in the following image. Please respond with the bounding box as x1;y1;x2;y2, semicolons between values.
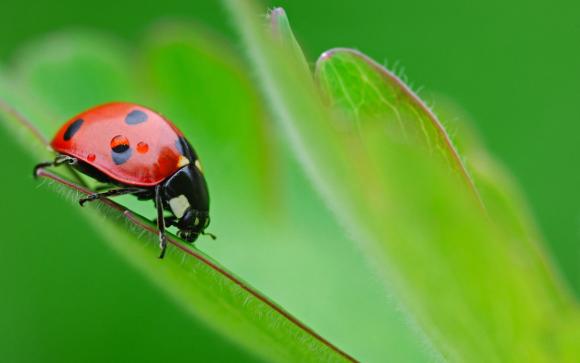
34;102;214;258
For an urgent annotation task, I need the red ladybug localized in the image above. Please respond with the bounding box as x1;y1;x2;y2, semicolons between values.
34;102;213;258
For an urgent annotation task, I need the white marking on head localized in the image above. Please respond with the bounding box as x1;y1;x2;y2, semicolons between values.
168;195;190;219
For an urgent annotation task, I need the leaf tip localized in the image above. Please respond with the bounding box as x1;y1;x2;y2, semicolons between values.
268;7;289;37
315;47;363;72
269;6;286;18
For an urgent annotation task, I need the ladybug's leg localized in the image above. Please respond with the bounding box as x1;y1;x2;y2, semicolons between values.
150;216;176;227
33;155;77;178
155;185;168;259
79;187;147;206
164;216;178;227
93;185;113;192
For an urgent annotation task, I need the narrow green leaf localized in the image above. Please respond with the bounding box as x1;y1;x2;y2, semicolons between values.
0;32;356;363
224;2;580;362
269;8;311;73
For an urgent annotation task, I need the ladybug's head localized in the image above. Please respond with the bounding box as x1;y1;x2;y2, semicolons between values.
176;210;210;242
161;164;210;242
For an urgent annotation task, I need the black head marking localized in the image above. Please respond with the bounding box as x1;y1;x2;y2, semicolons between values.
125;110;148;125
63;119;84;141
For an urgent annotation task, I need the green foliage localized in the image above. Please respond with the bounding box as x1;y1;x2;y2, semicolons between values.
224;2;580;362
0;16;437;363
435;96;574;305
1;2;579;362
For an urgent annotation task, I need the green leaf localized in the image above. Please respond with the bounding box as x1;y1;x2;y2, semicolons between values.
269;8;311;74
434;96;574;304
433;97;580;358
223;2;580;362
0;32;355;363
314;48;573;310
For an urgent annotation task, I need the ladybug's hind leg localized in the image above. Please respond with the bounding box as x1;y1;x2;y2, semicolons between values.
33;155;77;178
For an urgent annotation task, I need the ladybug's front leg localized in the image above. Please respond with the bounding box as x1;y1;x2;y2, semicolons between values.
33;154;77;178
155;184;168;259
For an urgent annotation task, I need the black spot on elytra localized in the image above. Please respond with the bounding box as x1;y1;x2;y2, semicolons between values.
112;147;133;165
63;119;84;141
125;110;148;125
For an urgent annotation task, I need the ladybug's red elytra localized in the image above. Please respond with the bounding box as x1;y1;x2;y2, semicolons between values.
34;102;214;258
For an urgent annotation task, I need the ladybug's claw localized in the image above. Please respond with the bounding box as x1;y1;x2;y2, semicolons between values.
79;197;91;207
158;233;167;259
154;184;168;259
33;155;78;179
33;162;51;178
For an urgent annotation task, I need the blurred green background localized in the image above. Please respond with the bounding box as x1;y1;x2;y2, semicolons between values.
0;0;578;362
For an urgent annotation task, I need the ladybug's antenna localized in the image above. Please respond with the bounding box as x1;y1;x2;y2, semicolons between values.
202;231;217;240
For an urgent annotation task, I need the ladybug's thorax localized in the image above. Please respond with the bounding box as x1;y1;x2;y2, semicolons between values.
161;164;210;241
